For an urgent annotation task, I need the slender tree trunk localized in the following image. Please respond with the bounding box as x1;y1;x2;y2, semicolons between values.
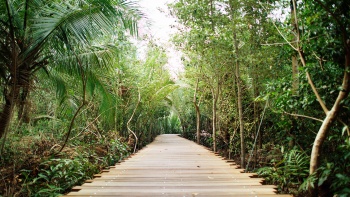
195;104;201;143
309;49;350;175
234;32;245;169
231;60;238;159
193;78;201;144
252;65;258;167
291;0;299;95
212;96;217;152
127;88;141;153
148;122;153;142
290;1;299;150
212;80;220;152
228;0;245;169
237;64;245;168
292;56;299;95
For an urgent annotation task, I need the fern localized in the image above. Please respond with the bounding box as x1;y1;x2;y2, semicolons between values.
257;148;309;195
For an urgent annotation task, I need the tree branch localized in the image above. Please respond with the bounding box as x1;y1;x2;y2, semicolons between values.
127;87;141;153
258;0;297;51
282;111;323;122
290;0;329;114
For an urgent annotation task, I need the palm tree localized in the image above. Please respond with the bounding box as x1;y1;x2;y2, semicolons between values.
0;0;140;139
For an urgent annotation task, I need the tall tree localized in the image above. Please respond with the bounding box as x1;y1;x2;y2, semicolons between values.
228;0;245;168
271;0;349;194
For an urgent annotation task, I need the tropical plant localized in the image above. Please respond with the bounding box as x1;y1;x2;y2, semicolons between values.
0;0;140;143
21;157;99;196
257;149;309;195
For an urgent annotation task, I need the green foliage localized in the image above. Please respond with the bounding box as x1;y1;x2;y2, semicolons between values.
257;149;309;195
1;0;349;196
0;119;131;196
0;0;181;196
22;157;99;196
312;138;350;196
158;112;182;134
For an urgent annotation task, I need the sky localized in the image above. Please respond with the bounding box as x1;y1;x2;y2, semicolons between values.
137;0;184;79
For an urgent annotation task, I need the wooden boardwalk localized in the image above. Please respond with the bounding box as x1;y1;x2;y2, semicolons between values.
65;134;290;197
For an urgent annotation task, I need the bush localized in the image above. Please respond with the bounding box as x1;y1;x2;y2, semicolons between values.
257;148;309;195
21;157;99;196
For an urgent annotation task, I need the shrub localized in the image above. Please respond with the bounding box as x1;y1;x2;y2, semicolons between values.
257;148;309;195
21;157;99;196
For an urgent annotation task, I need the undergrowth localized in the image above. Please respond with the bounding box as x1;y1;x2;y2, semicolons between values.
0;128;130;197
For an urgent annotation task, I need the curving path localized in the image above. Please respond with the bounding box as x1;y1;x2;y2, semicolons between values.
65;134;291;197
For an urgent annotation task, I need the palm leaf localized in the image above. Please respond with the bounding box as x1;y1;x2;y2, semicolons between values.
22;0;140;64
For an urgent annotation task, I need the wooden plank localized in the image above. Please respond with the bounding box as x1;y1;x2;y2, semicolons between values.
64;134;290;196
74;181;265;186
66;193;292;197
69;189;279;195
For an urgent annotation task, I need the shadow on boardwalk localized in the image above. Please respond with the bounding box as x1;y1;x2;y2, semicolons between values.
65;134;291;197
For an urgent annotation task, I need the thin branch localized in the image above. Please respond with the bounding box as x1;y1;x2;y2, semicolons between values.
337;118;350;137
290;0;329;114
258;0;297;51
70;106;116;141
304;66;329;113
312;52;326;71
282;111;323;122
261;42;295;46
127;87;141;153
261;35;323;46
58;102;85;153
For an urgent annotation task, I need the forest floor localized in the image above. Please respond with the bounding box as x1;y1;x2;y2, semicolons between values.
0;132;132;196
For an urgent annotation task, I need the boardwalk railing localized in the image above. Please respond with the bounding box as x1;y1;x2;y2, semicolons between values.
65;134;291;197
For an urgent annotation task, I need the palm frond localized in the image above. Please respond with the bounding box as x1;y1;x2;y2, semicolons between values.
85;71;120;127
27;0;141;57
52;43;119;78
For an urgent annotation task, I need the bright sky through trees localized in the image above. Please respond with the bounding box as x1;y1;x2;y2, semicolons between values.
138;0;183;79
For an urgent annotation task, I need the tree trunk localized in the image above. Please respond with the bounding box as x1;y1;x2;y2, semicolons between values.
212;78;220;152
291;1;299;95
148;122;153;142
308;39;350;196
0;85;20;154
252;65;258;167
237;65;245;169
195;103;201;144
0;85;19;140
230;63;238;160
212;92;218;152
309;110;337;174
292;56;299;95
287;0;350;194
234;32;245;169
0;98;15;140
194;78;201;144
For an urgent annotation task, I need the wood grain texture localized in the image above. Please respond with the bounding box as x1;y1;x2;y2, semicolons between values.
64;134;290;197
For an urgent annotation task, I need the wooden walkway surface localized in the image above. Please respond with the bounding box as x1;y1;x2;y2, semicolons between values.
65;134;290;197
